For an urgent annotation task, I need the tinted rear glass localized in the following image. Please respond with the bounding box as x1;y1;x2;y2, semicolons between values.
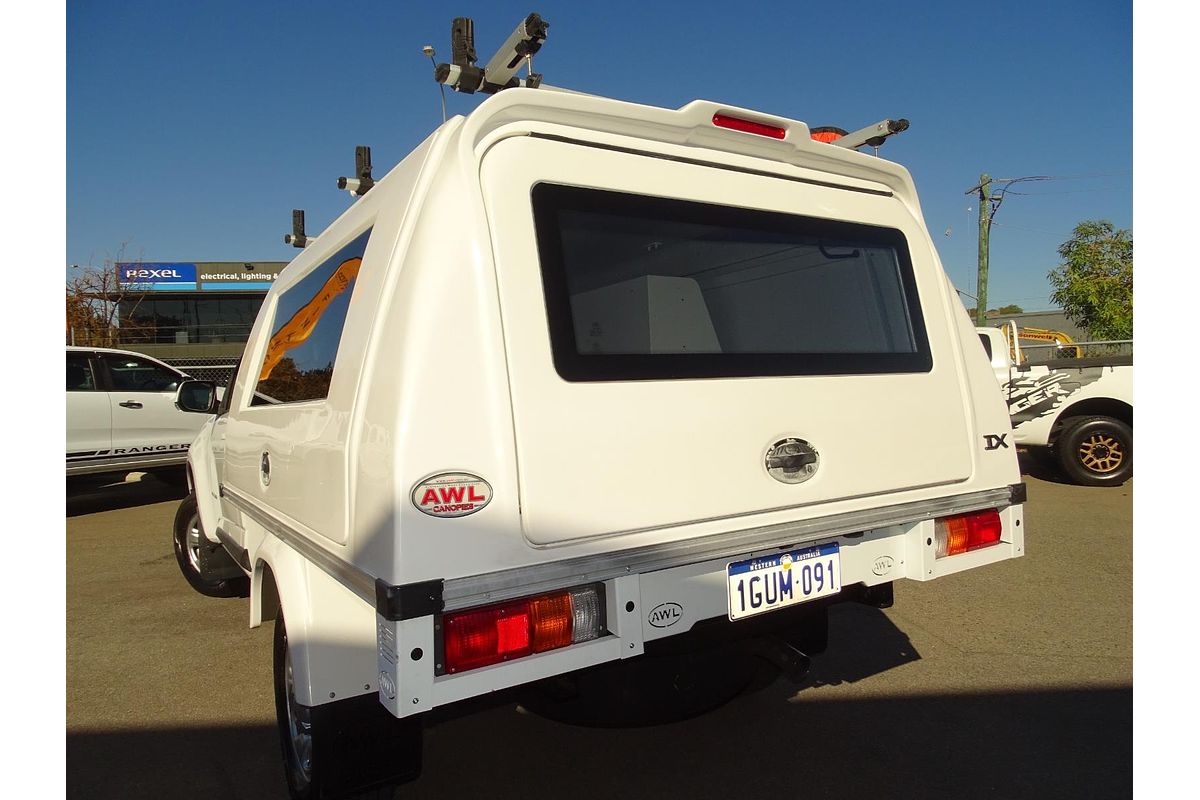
532;184;931;381
252;228;370;405
66;353;96;391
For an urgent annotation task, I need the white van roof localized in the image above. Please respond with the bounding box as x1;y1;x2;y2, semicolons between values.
450;88;922;212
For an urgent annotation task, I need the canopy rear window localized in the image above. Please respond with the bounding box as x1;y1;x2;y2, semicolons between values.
531;184;931;381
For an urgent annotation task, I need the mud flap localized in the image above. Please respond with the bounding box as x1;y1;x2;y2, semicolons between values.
308;694;422;798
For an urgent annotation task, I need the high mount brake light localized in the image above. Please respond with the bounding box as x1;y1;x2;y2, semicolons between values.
442;585;604;674
934;509;1003;558
711;113;787;140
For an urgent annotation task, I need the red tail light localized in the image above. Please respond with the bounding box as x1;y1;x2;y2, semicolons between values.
712;113;787;140
442;586;604;674
443;600;532;673
935;509;1003;558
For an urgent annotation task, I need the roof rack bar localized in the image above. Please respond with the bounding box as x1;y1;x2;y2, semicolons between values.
434;13;549;95
829;118;910;151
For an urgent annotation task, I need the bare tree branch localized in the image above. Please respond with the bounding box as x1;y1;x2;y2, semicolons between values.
66;242;150;347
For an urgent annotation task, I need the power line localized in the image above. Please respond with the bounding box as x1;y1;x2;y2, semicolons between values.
989;221;1069;237
1005;186;1125;195
992;170;1131;182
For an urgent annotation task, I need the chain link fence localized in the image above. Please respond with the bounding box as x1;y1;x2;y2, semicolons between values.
68;323;255;348
162;357;239;387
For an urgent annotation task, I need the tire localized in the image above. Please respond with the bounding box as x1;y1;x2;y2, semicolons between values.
1055;415;1132;486
171;495;249;598
273;615;420;800
275;616;321;800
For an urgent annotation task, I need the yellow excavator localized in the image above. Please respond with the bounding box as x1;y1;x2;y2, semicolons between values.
1001;322;1082;362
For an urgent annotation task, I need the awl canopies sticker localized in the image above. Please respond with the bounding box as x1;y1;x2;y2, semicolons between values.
411;472;492;518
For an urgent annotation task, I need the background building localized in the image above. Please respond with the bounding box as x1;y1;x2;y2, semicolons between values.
91;260;287;383
113;260;284;358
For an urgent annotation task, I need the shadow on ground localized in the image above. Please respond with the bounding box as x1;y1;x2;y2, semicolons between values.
66;473;188;517
1016;448;1076;485
67;604;1130;799
67;685;1131;800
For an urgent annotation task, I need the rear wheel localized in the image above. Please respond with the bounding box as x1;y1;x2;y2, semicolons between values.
275;617;319;799
273;615;421;800
171;495;249;597
1055;415;1132;486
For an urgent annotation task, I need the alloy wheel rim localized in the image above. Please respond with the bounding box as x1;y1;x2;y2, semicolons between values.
1078;433;1124;473
284;646;314;782
185;514;204;572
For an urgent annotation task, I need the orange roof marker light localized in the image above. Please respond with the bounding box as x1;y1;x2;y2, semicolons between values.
810;126;849;144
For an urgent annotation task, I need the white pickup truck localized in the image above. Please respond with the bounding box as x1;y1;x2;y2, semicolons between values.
170;75;1026;798
978;322;1132;486
66;346;210;485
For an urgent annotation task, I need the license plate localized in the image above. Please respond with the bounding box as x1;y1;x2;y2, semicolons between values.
727;542;841;621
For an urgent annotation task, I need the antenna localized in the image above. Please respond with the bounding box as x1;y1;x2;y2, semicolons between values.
337;146;375;198
423;45;447;122
434;13;548;95
284;209;313;248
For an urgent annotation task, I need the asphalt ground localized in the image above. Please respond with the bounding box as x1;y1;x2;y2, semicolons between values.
66;458;1132;799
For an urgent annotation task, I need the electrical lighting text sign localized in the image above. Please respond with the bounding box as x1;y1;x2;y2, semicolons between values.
118;263;198;291
198;265;281;291
116;262;285;292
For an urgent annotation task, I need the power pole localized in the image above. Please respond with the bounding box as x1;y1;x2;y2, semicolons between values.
965;173;1050;326
974;173;991;326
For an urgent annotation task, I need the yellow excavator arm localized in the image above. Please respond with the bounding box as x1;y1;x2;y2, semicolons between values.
1001;324;1082;361
259;257;362;381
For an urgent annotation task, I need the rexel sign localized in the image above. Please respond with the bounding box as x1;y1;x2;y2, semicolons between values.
117;263;198;290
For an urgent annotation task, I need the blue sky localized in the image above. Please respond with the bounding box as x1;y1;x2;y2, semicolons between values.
66;0;1131;311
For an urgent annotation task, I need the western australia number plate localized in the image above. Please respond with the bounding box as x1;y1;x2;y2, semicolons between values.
727;542;841;621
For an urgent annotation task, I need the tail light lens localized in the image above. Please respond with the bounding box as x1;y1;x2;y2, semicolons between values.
934;509;1003;558
530;593;573;653
442;585;604;674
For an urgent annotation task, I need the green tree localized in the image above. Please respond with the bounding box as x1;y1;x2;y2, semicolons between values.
1048;220;1132;340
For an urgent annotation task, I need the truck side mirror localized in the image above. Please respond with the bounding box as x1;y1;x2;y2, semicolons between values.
176;380;217;414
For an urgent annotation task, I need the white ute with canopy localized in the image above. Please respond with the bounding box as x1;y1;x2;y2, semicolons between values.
170;15;1025;799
